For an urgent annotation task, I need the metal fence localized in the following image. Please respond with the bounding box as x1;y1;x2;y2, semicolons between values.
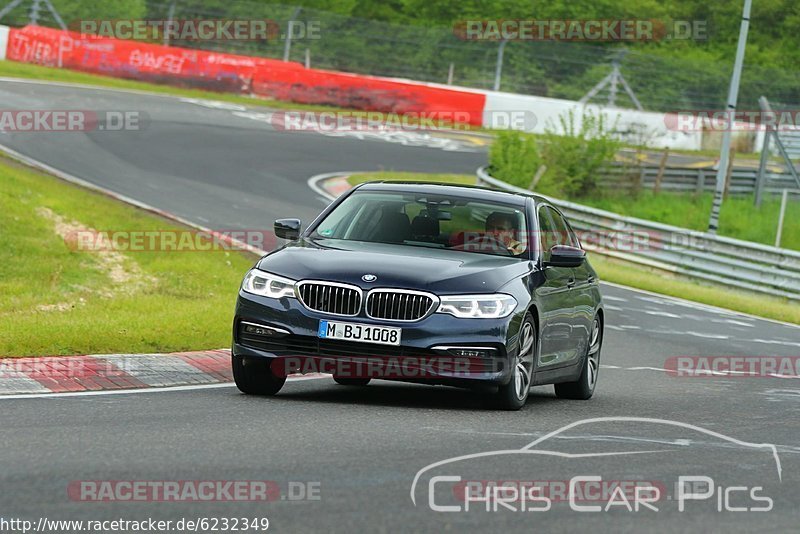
3;0;800;112
477;166;800;301
778;129;800;160
596;162;800;195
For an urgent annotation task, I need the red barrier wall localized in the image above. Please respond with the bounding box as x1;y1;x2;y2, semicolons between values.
6;25;290;93
6;25;485;125
252;68;485;123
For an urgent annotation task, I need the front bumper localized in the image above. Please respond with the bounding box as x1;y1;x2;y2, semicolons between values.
232;291;520;387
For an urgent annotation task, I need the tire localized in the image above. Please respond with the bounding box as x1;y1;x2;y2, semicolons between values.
554;315;602;400
232;355;286;395
493;313;537;411
333;377;371;386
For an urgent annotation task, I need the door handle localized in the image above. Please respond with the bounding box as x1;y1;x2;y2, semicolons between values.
567;278;576;289
587;275;595;284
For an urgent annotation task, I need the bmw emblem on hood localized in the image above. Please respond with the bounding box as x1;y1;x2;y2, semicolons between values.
362;274;378;282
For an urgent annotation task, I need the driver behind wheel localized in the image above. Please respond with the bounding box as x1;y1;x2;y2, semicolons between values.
485;211;526;255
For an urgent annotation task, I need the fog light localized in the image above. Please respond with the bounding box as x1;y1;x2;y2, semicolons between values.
241;321;289;337
432;346;497;359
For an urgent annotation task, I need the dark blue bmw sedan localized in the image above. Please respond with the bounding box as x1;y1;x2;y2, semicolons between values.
232;182;603;410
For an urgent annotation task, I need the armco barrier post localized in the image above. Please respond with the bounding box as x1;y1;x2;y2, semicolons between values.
754;129;771;207
723;147;734;199
775;189;789;247
654;149;669;194
695;169;705;196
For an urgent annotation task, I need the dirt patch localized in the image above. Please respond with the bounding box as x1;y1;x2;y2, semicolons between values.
35;207;158;310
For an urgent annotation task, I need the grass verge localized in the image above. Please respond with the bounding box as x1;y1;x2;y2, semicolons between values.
0;155;256;357
345;171;799;324
579;190;799;251
589;255;800;324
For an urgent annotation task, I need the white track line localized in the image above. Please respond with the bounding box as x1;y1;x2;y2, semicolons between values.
0;382;236;400
601;283;799;329
307;171;357;201
0;375;330;400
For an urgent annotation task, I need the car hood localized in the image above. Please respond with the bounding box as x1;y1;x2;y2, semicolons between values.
256;238;531;294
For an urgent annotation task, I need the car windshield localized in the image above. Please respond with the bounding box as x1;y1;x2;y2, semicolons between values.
310;190;528;258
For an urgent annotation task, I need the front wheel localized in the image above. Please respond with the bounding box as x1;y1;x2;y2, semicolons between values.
493;313;536;411
554;315;602;400
232;355;286;395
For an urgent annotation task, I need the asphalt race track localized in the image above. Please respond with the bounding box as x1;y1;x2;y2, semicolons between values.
1;79;799;532
0;79;486;229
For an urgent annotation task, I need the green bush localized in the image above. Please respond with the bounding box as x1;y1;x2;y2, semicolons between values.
538;109;620;198
487;130;542;189
488;109;620;199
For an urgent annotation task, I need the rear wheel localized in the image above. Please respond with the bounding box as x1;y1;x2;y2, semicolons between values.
493;313;536;411
232;355;286;395
333;377;371;386
554;315;602;400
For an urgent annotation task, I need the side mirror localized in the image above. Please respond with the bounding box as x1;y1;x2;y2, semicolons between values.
545;245;585;268
274;218;302;240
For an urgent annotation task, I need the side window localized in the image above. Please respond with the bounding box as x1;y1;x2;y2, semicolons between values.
544;206;576;247
537;206;557;258
565;220;581;249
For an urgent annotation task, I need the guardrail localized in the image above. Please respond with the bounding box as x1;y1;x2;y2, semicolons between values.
476;166;800;301
596;162;800;195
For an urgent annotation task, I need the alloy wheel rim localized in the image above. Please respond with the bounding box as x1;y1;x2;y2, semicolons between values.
514;322;535;400
586;317;601;389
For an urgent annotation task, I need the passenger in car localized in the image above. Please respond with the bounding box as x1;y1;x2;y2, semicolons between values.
485;211;526;254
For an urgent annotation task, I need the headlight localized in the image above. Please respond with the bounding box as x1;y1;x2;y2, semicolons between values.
241;269;296;298
436;294;517;319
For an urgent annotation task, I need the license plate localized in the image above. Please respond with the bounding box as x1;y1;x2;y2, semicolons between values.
318;320;401;346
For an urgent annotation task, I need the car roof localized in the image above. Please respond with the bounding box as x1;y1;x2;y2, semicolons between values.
354;181;546;207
